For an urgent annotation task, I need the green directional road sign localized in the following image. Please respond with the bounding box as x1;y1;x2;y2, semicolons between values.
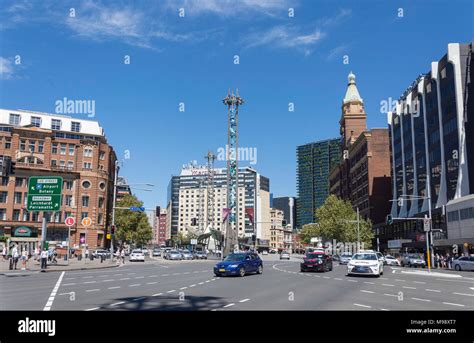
27;176;63;212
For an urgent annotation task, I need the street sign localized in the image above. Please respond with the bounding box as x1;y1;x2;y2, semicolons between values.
81;217;92;227
423;218;431;232
65;217;75;227
130;206;145;212
27;176;63;211
191;239;197;245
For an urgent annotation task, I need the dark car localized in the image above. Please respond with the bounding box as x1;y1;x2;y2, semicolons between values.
300;252;333;272
214;252;263;277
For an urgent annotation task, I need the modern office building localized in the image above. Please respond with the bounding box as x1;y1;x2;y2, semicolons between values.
272;196;297;230
329;72;392;225
296;139;340;228
166;161;271;243
379;42;473;254
0;108;117;252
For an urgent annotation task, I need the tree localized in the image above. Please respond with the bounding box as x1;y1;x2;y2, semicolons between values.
114;194;153;247
299;195;373;248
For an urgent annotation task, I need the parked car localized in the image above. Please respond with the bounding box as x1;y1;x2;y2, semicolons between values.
280;251;290;260
339;252;353;265
214;252;263;277
347;251;383;277
300;252;333;272
180;250;193;260
92;249;111;259
262;250;268;255
269;249;278;254
152;249;161;257
193;251;208;259
453;256;474;271
376;252;385;264
130;249;145;262
384;255;400;266
166;250;182;260
401;253;426;268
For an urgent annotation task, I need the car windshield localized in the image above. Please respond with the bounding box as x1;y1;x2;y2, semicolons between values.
352;253;377;260
341;253;353;258
409;254;422;259
306;253;324;259
132;250;142;253
170;250;179;254
224;253;246;262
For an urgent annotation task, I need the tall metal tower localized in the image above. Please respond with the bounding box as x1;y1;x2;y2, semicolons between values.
223;89;244;256
205;151;216;231
197;179;206;234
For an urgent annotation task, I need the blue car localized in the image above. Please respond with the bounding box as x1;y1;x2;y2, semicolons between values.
214;252;263;277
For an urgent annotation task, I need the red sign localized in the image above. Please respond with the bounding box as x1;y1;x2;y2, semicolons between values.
65;217;75;226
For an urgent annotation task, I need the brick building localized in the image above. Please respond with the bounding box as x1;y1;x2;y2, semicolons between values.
0;109;116;252
329;73;392;225
153;208;167;246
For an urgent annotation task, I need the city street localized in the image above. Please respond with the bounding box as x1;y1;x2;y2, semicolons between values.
2;255;473;311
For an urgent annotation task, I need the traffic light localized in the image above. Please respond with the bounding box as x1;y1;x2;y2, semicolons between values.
111;225;116;235
386;215;393;225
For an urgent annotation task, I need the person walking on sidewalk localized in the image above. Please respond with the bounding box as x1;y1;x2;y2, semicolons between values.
2;246;6;262
11;245;19;270
21;249;28;270
40;248;48;270
121;249;125;265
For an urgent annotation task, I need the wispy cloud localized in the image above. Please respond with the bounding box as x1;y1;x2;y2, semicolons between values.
317;8;352;27
326;43;351;61
0;57;14;80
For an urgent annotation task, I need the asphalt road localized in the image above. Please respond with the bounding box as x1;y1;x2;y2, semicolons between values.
1;255;473;311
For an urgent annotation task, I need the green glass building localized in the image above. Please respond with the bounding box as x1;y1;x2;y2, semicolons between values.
296;138;341;228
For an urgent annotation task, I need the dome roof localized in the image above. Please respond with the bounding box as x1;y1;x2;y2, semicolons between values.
343;71;363;104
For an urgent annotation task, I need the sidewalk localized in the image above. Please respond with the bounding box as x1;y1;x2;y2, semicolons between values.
0;257;119;275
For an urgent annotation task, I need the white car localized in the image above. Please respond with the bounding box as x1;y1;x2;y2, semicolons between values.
347;252;384;277
130;249;145;262
384;255;400;266
262;250;268;255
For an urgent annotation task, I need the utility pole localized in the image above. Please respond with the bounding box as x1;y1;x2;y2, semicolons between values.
110;160;119;262
205;151;216;249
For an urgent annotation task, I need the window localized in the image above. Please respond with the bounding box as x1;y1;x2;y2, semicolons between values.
1;177;8;186
30;116;41;127
81;212;89;220
64;195;73;206
22;210;29;221
9;113;21;126
13;209;20;221
99;151;105;160
59;160;65;168
60;143;66;155
83;162;92;169
68;145;75;156
15;178;25;187
65;181;74;190
51;160;57;167
84;147;93;157
38;141;44;153
98;213;103;225
32;212;39;221
20;140;26;151
14;192;22;204
99;182;106;191
67;161;74;169
28;140;35;152
82;180;91;189
71;122;81;132
98;197;104;208
0;192;7;203
82;196;89;207
4;137;11;149
51;119;61;130
0;209;6;220
52;143;58;154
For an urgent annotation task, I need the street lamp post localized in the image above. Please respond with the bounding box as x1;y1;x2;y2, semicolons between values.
344;207;361;252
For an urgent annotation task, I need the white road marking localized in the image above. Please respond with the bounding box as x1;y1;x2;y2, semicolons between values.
84;281;97;284
223;303;235;308
347;279;358;282
63;283;76;286
148;275;158;278
152;293;162;297
412;298;431;302
86;289;100;292
403;286;416;290
111;301;125;306
135;276;145;279
239;298;250;303
64;277;75;280
323;276;330;279
443;302;464;307
360;290;375;294
381;308;390;311
313;275;321;278
180;287;188;290
452;292;474;297
413;281;426;284
334;278;343;280
85;307;100;311
167;290;176;293
205;280;210;283
108;286;120;290
353;303;371;308
146;282;158;285
120;277;130;280
189;284;196;287
198;282;204;285
395;279;406;282
425;289;441;293
382;284;395;287
363;281;374;284
43;271;65;311
102;279;114;282
129;284;140;287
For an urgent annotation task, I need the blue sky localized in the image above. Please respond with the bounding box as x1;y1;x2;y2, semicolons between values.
0;0;472;209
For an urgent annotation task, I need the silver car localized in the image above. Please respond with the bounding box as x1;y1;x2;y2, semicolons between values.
453;256;474;271
280;251;290;260
339;253;353;265
166;250;182;260
180;250;193;260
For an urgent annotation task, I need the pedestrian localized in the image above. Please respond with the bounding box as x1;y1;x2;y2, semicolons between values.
12;245;19;270
1;246;6;262
434;253;440;268
121;249;125;264
21;249;28;270
40;248;48;270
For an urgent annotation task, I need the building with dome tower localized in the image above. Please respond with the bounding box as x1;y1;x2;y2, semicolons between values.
329;72;392;226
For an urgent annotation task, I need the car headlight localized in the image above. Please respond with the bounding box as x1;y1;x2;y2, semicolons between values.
369;264;379;268
229;264;239;268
